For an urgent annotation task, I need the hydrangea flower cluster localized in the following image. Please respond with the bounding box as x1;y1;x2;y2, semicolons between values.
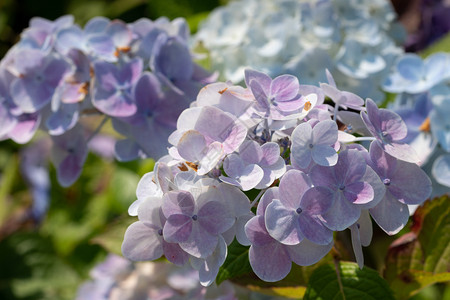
77;254;240;300
122;69;432;285
383;52;450;198
0;15;214;187
194;0;405;102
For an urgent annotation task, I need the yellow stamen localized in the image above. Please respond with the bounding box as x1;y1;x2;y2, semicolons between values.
419;117;431;132
185;161;199;172
304;101;312;111
177;163;188;172
218;87;228;94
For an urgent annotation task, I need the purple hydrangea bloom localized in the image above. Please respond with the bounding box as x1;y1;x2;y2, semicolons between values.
361;98;421;163
310;149;385;231
122;196;189;265
219;154;264;191
168;106;247;175
245;68;305;119
162;189;235;259
265;169;333;245
244;187;332;282
320;69;365;111
92;57;143;117
112;72;187;161
9;49;71;113
368;142;432;235
290;119;339;169
220;140;286;191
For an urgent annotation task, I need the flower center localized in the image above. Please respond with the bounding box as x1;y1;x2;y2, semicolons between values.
383;178;391;186
158;229;163;236
309;143;314;149
296;207;303;214
339;184;345;191
192;215;198;221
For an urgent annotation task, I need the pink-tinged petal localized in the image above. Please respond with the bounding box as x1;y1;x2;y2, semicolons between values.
270;75;299;101
122;221;163;261
360;110;379;139
389;160;432;205
343;181;374;204
163;214;192;243
275;97;305;112
177;130;206;163
369;190;409;235
162;241;189;266
383;142;421;164
312;120;338;146
336;150;366;184
312;144;338;166
369;141;397;178
239;140;263;164
57;154;84;187
341;92;364;109
244;215;273;246
288;238;333;266
256;187;279;217
118;57;143;85
361;99;381;136
11;78;53;113
378;109;407;140
350;223;364;269
244;69;271;91
320;83;343;105
93;90;137;117
162;190;195;217
321;193;361;231
298;214;333;245
249;242;292;282
265;199;303;245
300;186;334;215
310;165;336;190
198;201;234;235
249;79;269;111
279;169;311;209
179;222;218;258
8;114;40;144
260;142;281;166
133;72;162;110
358;166;385;209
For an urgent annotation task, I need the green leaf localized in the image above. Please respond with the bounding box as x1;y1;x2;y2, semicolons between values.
384;195;450;299
216;239;252;285
304;261;395;300
420;32;450;58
